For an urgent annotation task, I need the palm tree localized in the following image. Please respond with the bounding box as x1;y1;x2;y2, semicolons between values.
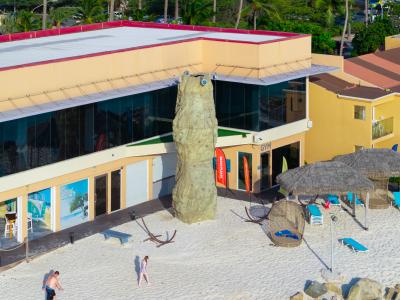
164;0;168;23
77;0;104;24
109;0;115;21
0;14;17;34
50;7;75;28
235;0;243;29
364;0;368;26
16;10;38;32
175;0;179;19
212;0;216;23
340;0;349;56
42;0;47;30
245;0;280;30
181;0;212;25
139;0;142;10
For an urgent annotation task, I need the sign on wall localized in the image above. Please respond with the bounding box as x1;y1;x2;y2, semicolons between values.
215;148;227;187
60;179;89;229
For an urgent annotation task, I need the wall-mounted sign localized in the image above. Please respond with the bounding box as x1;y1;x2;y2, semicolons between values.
260;142;271;153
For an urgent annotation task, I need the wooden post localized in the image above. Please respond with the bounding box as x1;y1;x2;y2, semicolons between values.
365;192;369;230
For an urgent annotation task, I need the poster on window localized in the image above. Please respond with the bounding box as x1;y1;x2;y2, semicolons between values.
60;179;89;229
28;188;52;231
0;198;17;218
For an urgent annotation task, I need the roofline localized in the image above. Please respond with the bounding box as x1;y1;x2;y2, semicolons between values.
0;21;310;72
0;20;305;44
337;92;400;102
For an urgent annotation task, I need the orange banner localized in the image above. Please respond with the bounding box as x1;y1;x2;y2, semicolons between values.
243;156;250;193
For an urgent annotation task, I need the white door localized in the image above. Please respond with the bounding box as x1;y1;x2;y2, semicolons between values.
152;153;177;198
126;160;148;207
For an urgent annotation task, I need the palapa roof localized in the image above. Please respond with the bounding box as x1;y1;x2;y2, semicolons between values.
276;161;374;195
334;148;400;179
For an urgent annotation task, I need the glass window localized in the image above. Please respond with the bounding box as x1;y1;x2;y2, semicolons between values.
355;145;364;152
35;113;52;167
51;110;66;162
238;152;252;191
65;107;80;159
354;106;366;120
79;105;94;155
94;102;108;152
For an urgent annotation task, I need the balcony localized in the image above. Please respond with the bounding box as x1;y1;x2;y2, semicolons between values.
372;117;394;140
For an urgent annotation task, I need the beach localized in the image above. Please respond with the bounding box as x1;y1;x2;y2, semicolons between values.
1;196;400;299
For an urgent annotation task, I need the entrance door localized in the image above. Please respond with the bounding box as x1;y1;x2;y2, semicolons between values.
95;175;107;217
260;152;270;191
111;170;121;212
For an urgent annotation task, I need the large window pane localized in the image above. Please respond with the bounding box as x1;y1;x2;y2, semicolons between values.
51;110;66;162
3;119;28;173
35;113;52;167
132;94;146;141
79;105;94;155
65;107;80;159
120;96;133;144
107;99;122;148
94;102;108;152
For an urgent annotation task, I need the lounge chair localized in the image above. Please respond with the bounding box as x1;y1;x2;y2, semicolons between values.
339;238;368;253
393;192;400;208
327;194;341;206
347;193;364;206
306;204;323;225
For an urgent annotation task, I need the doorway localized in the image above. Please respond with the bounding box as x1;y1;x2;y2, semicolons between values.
111;170;121;212
95;175;107;217
260;152;270;191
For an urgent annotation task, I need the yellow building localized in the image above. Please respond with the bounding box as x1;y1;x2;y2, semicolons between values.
0;21;335;252
306;50;400;163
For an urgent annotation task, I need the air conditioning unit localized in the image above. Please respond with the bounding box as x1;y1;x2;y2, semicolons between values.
253;134;264;143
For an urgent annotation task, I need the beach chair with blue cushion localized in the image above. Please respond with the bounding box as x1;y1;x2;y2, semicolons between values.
347;193;364;206
306;204;323;225
327;194;341;206
339;238;368;253
393;192;400;208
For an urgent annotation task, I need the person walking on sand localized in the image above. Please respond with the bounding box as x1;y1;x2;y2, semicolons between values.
138;256;150;286
44;270;64;300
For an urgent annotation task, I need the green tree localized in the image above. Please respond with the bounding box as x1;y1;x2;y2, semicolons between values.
77;0;105;24
352;18;398;55
49;6;76;27
243;0;280;30
16;10;39;32
0;13;17;34
181;0;213;25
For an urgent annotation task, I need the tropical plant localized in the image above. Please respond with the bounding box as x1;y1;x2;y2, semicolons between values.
77;0;106;24
49;7;76;28
16;10;39;32
181;0;213;25
0;13;18;34
243;0;280;30
352;17;398;55
235;0;243;29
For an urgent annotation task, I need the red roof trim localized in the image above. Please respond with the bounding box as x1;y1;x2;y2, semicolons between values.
0;21;309;72
0;20;304;44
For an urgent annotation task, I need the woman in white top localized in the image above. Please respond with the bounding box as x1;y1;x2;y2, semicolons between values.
138;256;150;286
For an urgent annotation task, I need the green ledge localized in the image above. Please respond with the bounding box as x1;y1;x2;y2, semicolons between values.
128;128;248;147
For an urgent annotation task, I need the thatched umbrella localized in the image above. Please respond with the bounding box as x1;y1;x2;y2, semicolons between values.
334;149;400;209
276;161;374;229
277;161;374;196
333;148;400;179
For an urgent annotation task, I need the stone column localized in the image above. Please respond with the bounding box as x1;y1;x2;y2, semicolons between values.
172;73;218;223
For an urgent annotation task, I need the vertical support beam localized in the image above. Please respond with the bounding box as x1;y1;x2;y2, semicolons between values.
88;176;95;221
253;148;261;193
19;194;28;243
148;159;153;200
352;194;356;217
54;186;61;231
16;196;24;243
120;166;126;209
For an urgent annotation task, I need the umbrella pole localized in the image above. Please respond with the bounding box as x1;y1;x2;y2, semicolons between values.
352;195;356;218
365;192;369;230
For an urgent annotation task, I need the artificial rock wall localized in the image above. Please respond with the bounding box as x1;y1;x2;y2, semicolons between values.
172;73;218;223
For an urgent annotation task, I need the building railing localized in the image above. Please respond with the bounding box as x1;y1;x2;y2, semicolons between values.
372;117;394;140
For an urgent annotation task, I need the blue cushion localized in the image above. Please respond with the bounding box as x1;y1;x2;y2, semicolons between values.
340;237;368;252
275;230;299;240
328;194;340;205
393;192;400;207
307;204;322;217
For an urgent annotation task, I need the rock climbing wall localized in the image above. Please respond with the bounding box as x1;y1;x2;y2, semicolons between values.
172;73;218;223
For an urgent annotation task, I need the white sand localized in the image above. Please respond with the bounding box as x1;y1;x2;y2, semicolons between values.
1;196;400;300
